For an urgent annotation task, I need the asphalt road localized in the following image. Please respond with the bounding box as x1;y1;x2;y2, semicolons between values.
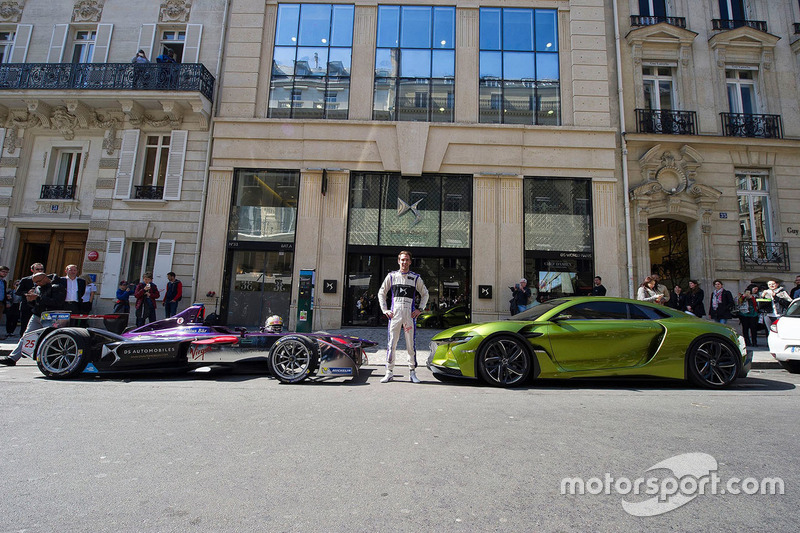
1;362;798;532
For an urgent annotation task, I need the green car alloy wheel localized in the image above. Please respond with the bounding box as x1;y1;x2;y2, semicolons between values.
427;297;749;388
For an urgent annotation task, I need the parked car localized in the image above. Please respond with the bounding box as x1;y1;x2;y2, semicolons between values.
767;298;800;374
428;297;750;388
21;304;375;384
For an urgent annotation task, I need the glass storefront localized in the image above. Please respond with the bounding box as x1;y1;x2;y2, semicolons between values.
223;169;299;326
523;177;594;300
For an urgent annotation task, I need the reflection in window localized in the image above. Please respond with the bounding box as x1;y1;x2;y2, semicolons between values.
0;31;15;63
228;170;300;242
524;178;592;252
373;5;455;122
268;4;354;119
736;171;771;243
479;8;560;125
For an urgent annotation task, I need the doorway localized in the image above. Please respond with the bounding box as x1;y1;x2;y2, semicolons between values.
648;218;689;289
15;229;87;278
224;249;294;328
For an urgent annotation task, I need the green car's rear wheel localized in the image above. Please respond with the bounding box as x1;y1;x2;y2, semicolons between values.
477;335;532;387
687;336;740;388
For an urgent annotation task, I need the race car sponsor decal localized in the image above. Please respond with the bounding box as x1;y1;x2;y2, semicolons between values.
320;367;353;375
189;345;211;361
177;317;184;325
83;363;99;373
102;343;180;364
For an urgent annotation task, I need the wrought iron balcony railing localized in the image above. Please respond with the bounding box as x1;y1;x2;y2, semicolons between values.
739;241;790;272
133;185;164;200
635;109;697;135
720;113;783;139
630;15;687;28
40;184;75;199
712;19;768;32
0;62;214;102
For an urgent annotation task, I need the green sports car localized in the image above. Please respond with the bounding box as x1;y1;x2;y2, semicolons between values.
427;297;751;388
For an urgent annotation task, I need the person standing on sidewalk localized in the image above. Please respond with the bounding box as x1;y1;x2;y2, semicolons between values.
163;272;183;318
0;266;8;339
377;250;429;383
16;263;44;333
738;285;760;348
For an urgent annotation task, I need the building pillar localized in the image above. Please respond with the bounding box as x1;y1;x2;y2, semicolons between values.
455;6;479;123
196;167;233;307
349;6;378;121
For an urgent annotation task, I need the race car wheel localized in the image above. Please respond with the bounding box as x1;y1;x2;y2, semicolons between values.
267;335;320;384
476;335;531;388
780;361;800;374
36;328;92;379
687;336;740;388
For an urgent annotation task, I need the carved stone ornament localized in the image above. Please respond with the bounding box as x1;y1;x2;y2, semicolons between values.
0;1;24;23
72;0;104;23
160;0;191;23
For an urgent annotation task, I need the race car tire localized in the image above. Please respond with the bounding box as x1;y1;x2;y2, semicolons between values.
267;335;320;384
686;336;740;388
476;334;532;388
780;360;800;374
36;328;92;379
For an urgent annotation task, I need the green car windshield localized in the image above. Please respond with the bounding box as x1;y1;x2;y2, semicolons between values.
509;299;569;321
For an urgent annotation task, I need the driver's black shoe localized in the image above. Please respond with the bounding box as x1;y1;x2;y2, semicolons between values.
0;356;16;366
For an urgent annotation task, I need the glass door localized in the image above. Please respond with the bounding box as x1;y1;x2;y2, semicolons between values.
226;250;294;327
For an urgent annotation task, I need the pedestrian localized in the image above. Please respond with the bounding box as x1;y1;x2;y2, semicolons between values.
591;276;606;296
377;250;429;383
512;278;532;314
651;274;670;305
708;279;735;324
5;280;21;337
686;279;706;318
738;284;760;347
134;272;160;326
114;280;135;313
61;264;86;314
0;265;8;339
16;263;45;332
156;48;176;63
791;275;800;300
163;271;183;318
637;276;664;303
668;284;687;312
761;279;792;329
81;274;96;314
131;49;149;63
0;272;67;366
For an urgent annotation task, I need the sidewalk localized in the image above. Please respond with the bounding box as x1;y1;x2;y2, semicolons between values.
1;327;780;369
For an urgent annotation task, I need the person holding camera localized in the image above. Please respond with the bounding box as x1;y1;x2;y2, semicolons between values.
511;278;532;315
738;285;760;347
134;272;160;326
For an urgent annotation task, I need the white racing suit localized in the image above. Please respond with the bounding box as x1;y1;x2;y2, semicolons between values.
378;270;429;372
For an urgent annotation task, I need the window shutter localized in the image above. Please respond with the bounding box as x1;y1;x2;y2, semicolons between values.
93;23;113;63
163;130;187;200
0;129;5;156
137;24;156;60
10;24;32;62
152;239;175;291
183;24;202;63
100;238;125;298
114;129;140;199
47;24;69;63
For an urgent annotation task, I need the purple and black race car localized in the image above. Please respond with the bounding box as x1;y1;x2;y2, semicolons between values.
21;304;375;383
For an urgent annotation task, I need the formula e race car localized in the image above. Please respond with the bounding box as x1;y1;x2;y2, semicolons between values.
19;304;375;383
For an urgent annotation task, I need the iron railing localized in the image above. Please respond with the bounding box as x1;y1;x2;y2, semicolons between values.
635;109;697;135
0;62;214;101
133;185;164;200
40;184;75;199
712;19;768;32
739;241;790;272
720;113;783;139
630;15;687;28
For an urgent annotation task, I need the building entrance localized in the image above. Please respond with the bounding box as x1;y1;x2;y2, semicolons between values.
648;218;690;289
223;249;294;328
15;229;87;277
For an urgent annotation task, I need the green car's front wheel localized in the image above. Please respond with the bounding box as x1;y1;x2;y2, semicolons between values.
477;335;532;387
687;336;740;388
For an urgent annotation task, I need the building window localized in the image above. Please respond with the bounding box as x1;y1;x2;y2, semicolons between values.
643;67;674;111
159;29;186;62
71;30;96;63
479;8;560;125
126;241;157;283
54;150;82;187
0;31;14;63
737;171;772;243
141;135;170;189
228;169;300;243
268;3;354;119
639;0;669;17
719;0;746;21
726;69;758;114
373;5;455;122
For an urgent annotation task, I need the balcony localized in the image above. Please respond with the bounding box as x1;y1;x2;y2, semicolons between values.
630;15;687;29
712;19;768;32
0;62;214;101
739;241;790;272
133;185;164;200
635;109;697;135
40;184;75;199
720;113;783;139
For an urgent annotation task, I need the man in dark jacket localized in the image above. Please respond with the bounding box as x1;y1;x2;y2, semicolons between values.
1;272;67;366
16;262;45;333
708;279;735;324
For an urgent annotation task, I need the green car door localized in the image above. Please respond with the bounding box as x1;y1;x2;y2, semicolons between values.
545;300;666;371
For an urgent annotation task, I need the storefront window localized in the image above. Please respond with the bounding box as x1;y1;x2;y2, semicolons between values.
228;170;299;243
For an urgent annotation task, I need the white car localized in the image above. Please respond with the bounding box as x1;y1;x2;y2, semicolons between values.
768;298;800;373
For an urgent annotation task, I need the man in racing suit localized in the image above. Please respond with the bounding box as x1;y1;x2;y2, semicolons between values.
377;250;429;383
